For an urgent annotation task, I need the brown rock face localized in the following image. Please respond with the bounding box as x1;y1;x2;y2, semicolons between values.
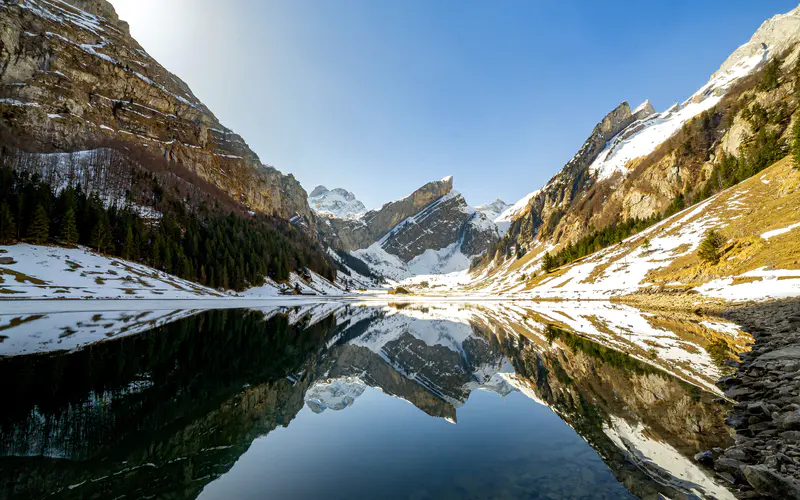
0;0;312;223
505;101;640;246
316;176;499;263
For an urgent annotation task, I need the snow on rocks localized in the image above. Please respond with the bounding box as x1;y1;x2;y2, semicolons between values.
308;186;367;219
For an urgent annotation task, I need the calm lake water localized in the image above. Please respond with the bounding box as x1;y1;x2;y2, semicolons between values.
0;301;749;499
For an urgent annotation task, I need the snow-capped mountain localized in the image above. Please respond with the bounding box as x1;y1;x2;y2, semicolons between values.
484;3;800;275
475;199;510;221
316;176;500;281
308;186;367;219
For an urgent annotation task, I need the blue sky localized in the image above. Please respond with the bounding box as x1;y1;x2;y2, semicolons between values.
110;0;797;209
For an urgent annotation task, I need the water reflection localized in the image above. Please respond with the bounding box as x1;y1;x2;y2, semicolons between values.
0;301;749;499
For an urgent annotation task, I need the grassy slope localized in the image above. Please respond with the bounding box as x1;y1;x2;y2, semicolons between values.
470;157;800;300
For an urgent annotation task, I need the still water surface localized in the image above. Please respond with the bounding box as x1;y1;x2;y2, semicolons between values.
0;301;750;499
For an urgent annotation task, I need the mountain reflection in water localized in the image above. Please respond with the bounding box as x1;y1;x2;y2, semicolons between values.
0;301;750;499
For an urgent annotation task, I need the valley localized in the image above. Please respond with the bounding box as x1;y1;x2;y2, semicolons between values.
2;1;800;498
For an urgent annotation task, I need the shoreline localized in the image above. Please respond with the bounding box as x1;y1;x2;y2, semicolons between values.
708;298;800;499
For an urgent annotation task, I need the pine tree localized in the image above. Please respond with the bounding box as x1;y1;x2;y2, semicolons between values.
59;207;79;245
642;238;651;251
759;59;781;91
0;202;17;244
122;226;135;259
27;204;50;244
698;230;726;265
541;252;556;273
91;215;112;253
793;118;800;170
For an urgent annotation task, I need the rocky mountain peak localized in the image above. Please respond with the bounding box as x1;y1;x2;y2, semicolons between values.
713;3;800;82
476;199;510;221
76;0;126;26
308;186;366;219
631;99;655;120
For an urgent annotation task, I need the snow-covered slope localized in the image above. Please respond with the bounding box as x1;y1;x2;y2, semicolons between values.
475;199;510;222
0;244;352;299
500;3;800;228
473;158;800;302
308;186;367;219
0;244;225;299
494;190;540;234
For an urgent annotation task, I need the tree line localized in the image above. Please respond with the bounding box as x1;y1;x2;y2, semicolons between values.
0;168;336;290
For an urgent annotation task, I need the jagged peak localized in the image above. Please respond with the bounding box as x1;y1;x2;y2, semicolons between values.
631;99;655;120
309;185;330;198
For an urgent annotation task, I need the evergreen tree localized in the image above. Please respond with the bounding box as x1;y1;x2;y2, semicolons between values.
59;207;79;245
794;118;800;170
27;204;50;244
759;59;781;91
642;238;651;251
0;202;17;244
541;252;556;273
698;230;726;265
91;214;112;253
122;226;135;259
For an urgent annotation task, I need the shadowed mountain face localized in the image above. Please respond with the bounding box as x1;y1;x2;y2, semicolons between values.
0;302;748;499
1;0;312;221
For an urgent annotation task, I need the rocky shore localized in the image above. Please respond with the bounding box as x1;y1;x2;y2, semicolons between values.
707;298;800;499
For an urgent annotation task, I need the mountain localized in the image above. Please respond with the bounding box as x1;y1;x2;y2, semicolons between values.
475;198;510;222
308;186;367;219
0;0;339;291
473;3;800;296
316;176;500;281
0;0;312;222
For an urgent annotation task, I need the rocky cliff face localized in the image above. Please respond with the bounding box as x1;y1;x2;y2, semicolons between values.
0;0;312;222
504;101;653;246
317;176;499;276
482;3;800;274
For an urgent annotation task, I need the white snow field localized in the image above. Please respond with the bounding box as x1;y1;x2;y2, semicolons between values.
0;244;356;300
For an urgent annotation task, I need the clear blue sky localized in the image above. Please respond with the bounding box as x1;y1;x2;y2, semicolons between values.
110;0;797;209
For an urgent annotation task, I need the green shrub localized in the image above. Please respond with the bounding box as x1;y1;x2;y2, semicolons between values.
697;230;726;264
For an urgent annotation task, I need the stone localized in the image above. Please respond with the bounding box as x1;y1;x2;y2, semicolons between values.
725;448;748;461
742;465;800;499
758;347;800;362
694;450;714;465
782;411;800;430
747;402;771;417
0;257;15;265
726;386;755;399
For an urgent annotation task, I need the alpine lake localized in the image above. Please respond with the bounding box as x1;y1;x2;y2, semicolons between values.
0;300;751;500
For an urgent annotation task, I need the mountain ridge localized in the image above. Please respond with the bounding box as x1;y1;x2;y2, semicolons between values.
0;0;313;223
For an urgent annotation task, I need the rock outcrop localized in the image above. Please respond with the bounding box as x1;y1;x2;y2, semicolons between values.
317;176;499;267
505;101;645;246
0;0;312;222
